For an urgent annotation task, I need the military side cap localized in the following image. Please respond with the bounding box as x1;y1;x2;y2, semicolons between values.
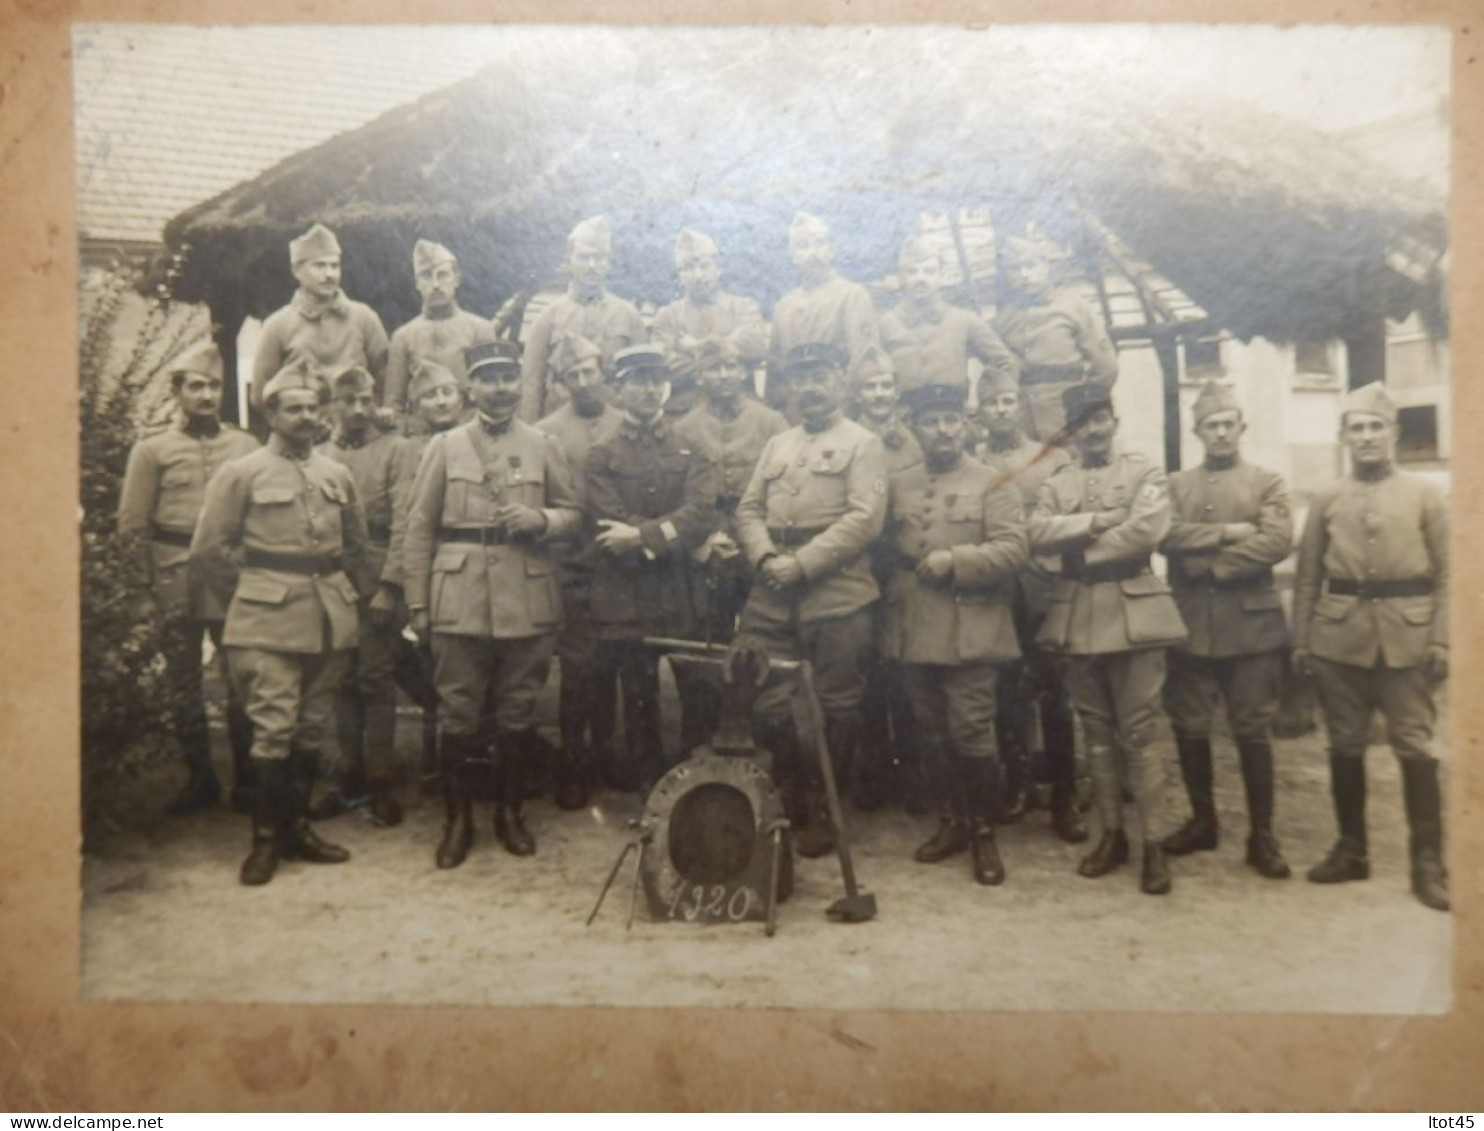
290;223;341;265
673;228;719;267
696;336;744;371
407;360;461;403
978;366;1019;400
329;364;376;396
903;383;968;415
169;340;224;382
1191;378;1242;424
852;343;895;382
550;333;604;378
898;235;942;270
262;356;327;402
413;239;457;274
788;211;831;245
612;345;670;383
1062;382;1114;427
568;215;613;253
1342;381;1398;424
781;341;847;375
465;339;523;378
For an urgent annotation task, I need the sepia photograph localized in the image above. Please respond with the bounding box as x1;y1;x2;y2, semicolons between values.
72;21;1452;1015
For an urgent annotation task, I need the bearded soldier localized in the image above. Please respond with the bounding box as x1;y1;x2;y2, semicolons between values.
650;228;768;361
403;341;582;867
733;342;888;857
190;359;366;885
520;216;647;422
994;236;1118;443
536;334;624;801
1160;379;1293;879
251;224;389;418
383;240;493;429
883;383;1028;884
117;342;260;815
1293;382;1449;912
1028;383;1187;895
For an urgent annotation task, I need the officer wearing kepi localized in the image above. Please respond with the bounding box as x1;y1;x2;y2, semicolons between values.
190;358;367;885
117;341;259;815
1293;382;1450;912
1029;383;1187;895
734;341;888;858
403;340;583;867
883;382;1028;884
1160;379;1293;878
585;346;718;789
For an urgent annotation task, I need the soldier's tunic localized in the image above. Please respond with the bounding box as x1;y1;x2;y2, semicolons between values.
190;435;368;762
733;413;888;720
1162;459;1292;741
519;287;647;422
880;297;1020;393
768;273;881;391
1029;445;1185;835
251;290;390;413
995;290;1118;441
316;428;418;771
882;455;1027;762
650;291;768;359
401;417;582;737
1292;468;1449;761
383;304;493;412
118;416;259;773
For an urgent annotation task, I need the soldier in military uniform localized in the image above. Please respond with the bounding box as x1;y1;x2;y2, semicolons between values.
190;359;366;885
1160;379;1293;879
1029;384;1187;894
662;342;706;422
383;240;493;430
520;216;647;422
403;341;582;867
883;383;1028;884
768;213;882;402
1293;382;1449;912
973;369;1085;842
848;346;925;812
585;347;718;788
117;342;260;815
536;334;624;801
311;365;417;827
994;236;1119;443
650;228;768;361
673;337;789;753
734;342;888;858
251;224;389;419
880;236;1019;394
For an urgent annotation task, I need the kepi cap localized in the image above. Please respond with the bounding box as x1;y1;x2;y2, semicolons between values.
1062;382;1115;429
612;345;670;383
902;383;967;415
781;341;847;376
465;339;523;378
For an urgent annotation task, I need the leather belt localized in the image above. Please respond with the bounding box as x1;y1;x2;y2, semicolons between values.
1020;363;1086;387
439;526;514;545
716;495;741;515
1063;555;1152;583
1171;565;1275;591
768;526;829;548
150;526;194;549
244;548;345;575
1326;577;1434;599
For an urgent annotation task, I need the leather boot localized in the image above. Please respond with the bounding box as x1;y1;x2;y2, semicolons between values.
308;759;370;820
1162;737;1218;855
1078;829;1130;878
1049;783;1088;844
964;756;1005;884
1141;840;1172;894
494;731;537;857
367;776;405;828
436;733;476;869
1308;752;1369;883
228;705;256;813
1238;739;1289;879
915;814;970;862
281;748;350;864
240;759;285;886
552;735;591;811
1401;758;1450;912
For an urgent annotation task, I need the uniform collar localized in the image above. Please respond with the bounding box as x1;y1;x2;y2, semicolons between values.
1078;441;1121;470
477;411;515;437
861;410;907;448
705;396;744;422
291;288;349;321
898;296;944;327
567;283;608;306
620;411;670;441
177;412;221;439
1203;454;1240;472
986;430;1025;454
421;300;462;321
268;432;313;462
802;409;842;435
333;424;376;450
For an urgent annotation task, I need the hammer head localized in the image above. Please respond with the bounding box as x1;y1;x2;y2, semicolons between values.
826;892;878;923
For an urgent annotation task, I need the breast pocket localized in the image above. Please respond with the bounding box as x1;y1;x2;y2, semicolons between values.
249;485;299;542
446;468;491;523
503;466;546;507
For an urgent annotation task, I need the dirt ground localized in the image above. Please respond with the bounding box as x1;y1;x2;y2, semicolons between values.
81;668;1452;1014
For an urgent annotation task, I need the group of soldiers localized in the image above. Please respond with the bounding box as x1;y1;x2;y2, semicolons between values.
116;210;1450;914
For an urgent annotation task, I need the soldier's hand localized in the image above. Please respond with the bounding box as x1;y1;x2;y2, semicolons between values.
711;532;741;561
409;608;431;641
916;549;955;585
595;519;643;554
1424;644;1449;684
368;584;398;629
761;553;805;591
1223;522;1259;543
1291;647;1312;678
499;504;549;537
1091;509;1127;535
